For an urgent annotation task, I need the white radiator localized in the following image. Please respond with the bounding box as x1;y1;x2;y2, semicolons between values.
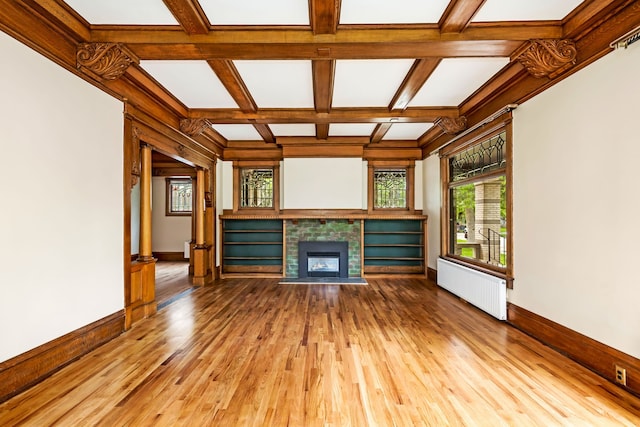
437;258;506;320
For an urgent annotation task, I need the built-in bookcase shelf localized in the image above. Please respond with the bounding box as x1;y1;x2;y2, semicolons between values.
363;219;426;275
221;219;283;275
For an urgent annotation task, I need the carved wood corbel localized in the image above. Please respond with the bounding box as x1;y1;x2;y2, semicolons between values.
130;126;141;188
516;39;577;79
76;43;138;82
436;116;467;135
180;118;212;137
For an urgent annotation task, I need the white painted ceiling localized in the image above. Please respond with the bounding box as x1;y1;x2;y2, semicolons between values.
63;0;590;144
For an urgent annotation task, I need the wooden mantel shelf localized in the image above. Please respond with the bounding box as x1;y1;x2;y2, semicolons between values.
220;209;427;221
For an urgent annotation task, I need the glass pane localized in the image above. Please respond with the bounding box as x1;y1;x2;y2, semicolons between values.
451;176;506;267
450;131;506;182
374;169;407;208
241;168;273;208
170;179;192;213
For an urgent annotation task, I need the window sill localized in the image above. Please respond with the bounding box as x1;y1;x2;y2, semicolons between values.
442;255;513;289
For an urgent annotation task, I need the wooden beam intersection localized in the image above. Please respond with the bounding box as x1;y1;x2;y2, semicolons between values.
189;108;458;124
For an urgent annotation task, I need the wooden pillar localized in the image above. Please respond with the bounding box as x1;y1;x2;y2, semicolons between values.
127;141;156;328
193;167;208;285
138;143;153;262
205;163;217;280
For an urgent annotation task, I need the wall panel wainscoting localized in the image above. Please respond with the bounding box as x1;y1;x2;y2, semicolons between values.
0;311;124;403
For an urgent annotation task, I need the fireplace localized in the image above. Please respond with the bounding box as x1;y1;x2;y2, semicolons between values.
298;241;348;278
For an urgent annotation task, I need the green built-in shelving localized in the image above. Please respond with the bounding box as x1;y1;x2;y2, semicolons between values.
221;219;283;275
363;219;425;274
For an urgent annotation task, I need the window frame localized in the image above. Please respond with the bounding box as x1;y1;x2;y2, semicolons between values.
367;160;415;213
440;116;513;283
232;160;280;213
165;177;193;216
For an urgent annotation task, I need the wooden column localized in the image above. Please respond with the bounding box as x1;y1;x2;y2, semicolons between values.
127;141;156;328
205;163;217;280
193;167;208;285
138;143;153;262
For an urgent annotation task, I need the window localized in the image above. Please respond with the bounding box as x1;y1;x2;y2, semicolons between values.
367;160;415;212
443;125;512;276
233;161;280;212
166;178;192;216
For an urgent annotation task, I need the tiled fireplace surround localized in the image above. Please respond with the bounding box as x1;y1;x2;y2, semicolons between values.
285;219;361;278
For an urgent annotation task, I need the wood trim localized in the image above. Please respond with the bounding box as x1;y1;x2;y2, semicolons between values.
220;209;427;220
508;303;640;398
0;311;124;403
363;265;424;275
154;251;187;262
427;267;437;282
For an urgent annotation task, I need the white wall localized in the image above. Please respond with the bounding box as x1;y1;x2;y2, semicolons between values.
0;32;124;362
151;177;191;252
511;45;640;358
283;158;364;209
423;155;441;269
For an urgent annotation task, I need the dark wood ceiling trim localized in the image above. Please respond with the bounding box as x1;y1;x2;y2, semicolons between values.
389;58;442;111
370;123;393;143
563;0;635;39
439;0;486;33
312;59;335;112
18;0;90;42
309;0;341;35
189;107;458;123
253;124;276;144
207;60;257;112
316;124;330;139
277;136;369;145
162;0;210;35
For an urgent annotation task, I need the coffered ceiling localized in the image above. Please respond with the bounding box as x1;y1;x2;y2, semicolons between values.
3;0;638;161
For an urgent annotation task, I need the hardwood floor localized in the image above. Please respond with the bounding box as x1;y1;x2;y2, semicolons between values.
1;277;639;426
154;261;194;309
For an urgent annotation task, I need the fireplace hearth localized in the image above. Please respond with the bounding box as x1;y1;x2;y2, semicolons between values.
298;241;348;278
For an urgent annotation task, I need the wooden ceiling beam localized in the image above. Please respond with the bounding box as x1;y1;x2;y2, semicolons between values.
190;107;459;123
439;0;486;33
207;59;257;112
389;58;442;111
312;59;335;113
370;123;393;143
162;0;210;35
253;124;276;144
17;0;91;42
310;0;340;35
316;124;330;139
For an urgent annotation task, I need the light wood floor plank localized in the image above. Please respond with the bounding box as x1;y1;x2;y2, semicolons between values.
1;276;640;426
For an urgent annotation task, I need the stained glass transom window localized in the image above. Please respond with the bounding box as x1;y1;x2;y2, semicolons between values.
374;169;407;208
241;168;273;208
450;131;506;182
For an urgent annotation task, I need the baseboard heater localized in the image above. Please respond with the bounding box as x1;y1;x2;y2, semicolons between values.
437;258;507;320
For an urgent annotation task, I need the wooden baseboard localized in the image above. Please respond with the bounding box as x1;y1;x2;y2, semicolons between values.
508;303;640;397
154;252;187;262
0;310;124;403
427;267;437;282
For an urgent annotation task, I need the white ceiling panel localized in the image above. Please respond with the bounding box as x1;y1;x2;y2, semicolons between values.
409;58;509;107
270;124;316;137
333;60;414;108
473;0;584;22
200;0;309;25
234;60;314;108
382;123;432;140
329;123;377;137
140;61;238;108
64;0;177;25
340;0;449;24
212;124;262;141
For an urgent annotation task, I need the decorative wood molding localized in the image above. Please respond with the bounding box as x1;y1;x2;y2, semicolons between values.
0;311;124;403
180;118;212;137
508;303;640;397
76;43;138;81
515;39;577;79
220;209;427;221
435;116;467;135
130;126;141;188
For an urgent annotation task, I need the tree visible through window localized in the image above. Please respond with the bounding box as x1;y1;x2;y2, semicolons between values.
241;168;273;208
166;178;192;216
374;169;407;208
